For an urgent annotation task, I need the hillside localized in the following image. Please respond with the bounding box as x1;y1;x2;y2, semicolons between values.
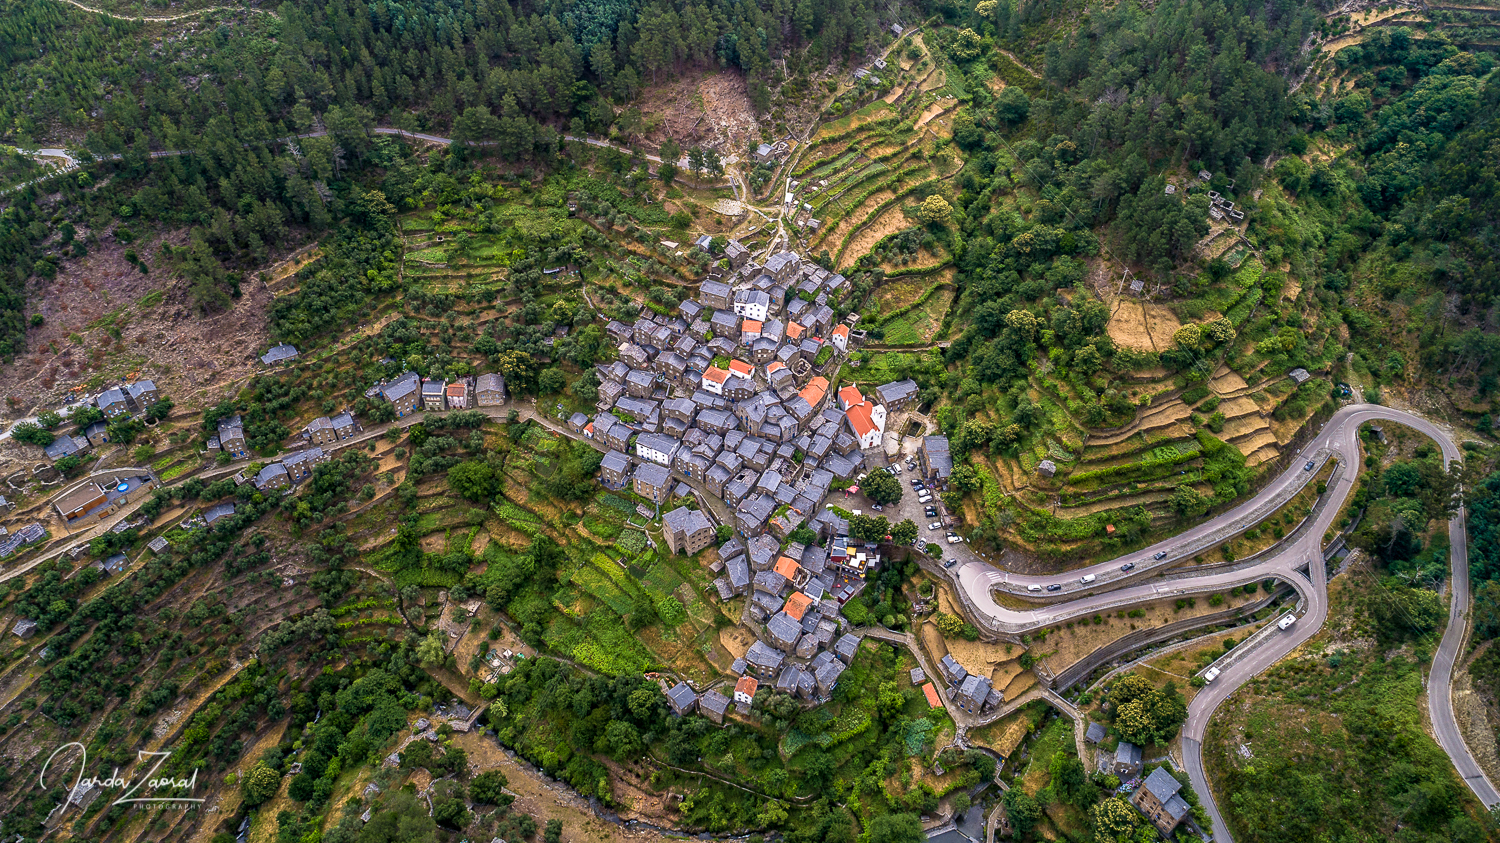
2;0;1500;842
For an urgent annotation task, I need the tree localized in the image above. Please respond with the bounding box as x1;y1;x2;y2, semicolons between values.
1110;676;1188;745
1001;789;1042;839
1091;796;1141;842
361;791;438;843
448;460;498;502
716;524;735;544
471;770;512;805
1174;323;1203;350
600;719;642;760
1050;751;1094;807
544;820;564;843
996;87;1032;125
241;764;281;806
925;542;943;556
417;632;446;666
1171;485;1210;518
538;367;568;395
877;680;906;718
868;813;924;843
891;518;919;546
9;421;53;447
919;195;953;224
864;470;903;505
849;514;891;542
1475;580;1500;639
934;612;965;637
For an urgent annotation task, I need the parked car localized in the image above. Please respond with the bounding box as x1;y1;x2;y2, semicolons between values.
1046;583;1063;592
1028;584;1043;593
1081;573;1096;584
910;479;923;487
1304;461;1316;471
925;507;938;518
1153;551;1167;560
946;534;963;544
870;504;883;512
926;522;940;530
1120;562;1136;572
943;558;958;569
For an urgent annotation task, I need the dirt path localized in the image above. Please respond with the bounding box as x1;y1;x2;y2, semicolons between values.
46;0;278;21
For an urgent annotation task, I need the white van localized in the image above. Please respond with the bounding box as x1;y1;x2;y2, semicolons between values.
1278;614;1297;631
1203;667;1220;683
1080;573;1096;584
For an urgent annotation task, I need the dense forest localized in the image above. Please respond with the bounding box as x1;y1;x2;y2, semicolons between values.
0;0;912;357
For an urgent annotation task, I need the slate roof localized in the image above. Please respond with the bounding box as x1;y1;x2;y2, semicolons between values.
1142;766;1184;805
260;343;300;365
666;682;698;712
699;689;731;718
875;378;919;405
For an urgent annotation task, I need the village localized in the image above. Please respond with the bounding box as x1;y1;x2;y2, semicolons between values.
1;236;1004;733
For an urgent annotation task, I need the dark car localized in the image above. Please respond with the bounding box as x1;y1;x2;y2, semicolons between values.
943;558;958;569
1304;461;1316;471
925;507;938;517
1046;583;1062;592
1153;551;1167;560
1120;562;1136;572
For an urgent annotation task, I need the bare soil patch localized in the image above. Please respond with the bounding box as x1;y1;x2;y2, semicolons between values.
455;730;683;835
717;625;756;661
914;101;949;130
0;228;278;477
629;71;760;157
1142;304;1183;350
1106;299;1156;352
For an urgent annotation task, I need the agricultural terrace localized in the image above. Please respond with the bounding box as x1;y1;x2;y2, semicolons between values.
945;254;1346;563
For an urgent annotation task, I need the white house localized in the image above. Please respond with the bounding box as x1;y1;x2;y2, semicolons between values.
635;432;679;467
831;323;850;353
701;366;730;396
733;290;771;322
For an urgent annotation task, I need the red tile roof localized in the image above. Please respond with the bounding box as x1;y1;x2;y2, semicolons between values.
922;682;943;708
784;592;814;621
736;675;759;698
847;402;878;438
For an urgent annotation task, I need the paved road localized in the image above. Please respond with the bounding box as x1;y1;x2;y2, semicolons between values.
935;403;1493;839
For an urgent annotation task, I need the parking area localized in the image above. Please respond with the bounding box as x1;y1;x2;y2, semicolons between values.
854;456;969;565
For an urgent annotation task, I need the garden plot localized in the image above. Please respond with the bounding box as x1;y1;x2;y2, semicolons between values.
1084;400;1195;449
839;204;920;269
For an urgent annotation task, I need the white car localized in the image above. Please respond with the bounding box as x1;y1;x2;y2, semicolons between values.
1203;667;1220;683
1278;614;1297;630
1080;573;1096;584
929;522;942;530
1027;584;1043;593
946;534;963;544
918;494;933;504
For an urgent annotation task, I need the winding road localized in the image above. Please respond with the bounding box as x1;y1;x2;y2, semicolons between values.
12;125;1494;841
939;402;1497;840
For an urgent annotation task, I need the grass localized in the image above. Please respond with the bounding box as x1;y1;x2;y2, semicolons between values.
1202;566;1487;843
